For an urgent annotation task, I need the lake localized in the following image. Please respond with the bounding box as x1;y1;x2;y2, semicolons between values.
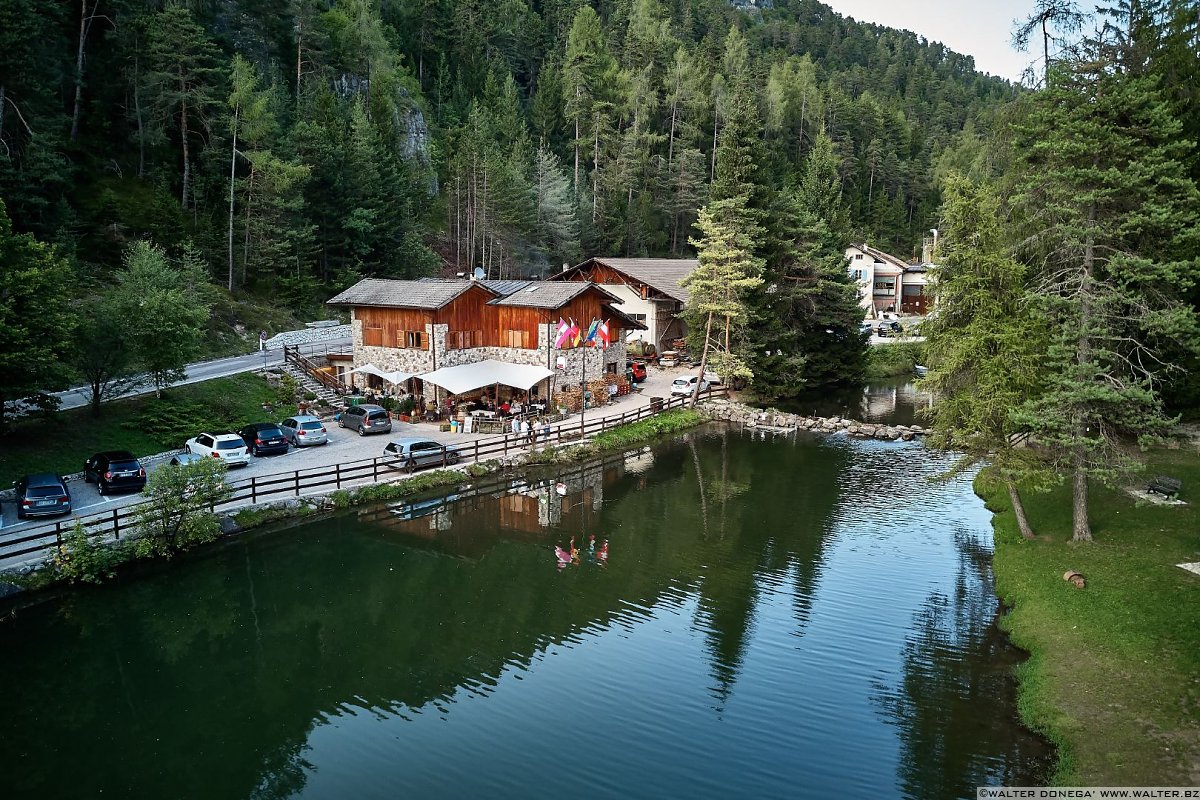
0;424;1052;798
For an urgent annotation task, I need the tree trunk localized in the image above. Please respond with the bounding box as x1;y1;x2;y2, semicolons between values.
0;84;6;148
227;104;238;291
71;0;90;142
295;16;303;113
1006;478;1036;539
133;57;145;177
573;86;581;192
690;311;714;408
180;95;191;208
1071;459;1091;541
1072;201;1096;542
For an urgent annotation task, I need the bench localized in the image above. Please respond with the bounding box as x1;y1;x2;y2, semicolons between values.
1147;475;1182;499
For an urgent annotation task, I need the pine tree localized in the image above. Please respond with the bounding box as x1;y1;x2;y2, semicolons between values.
1011;58;1200;541
922;175;1050;539
682;196;765;404
143;3;222;210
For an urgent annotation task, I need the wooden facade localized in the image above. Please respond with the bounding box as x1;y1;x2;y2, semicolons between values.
350;283;628;354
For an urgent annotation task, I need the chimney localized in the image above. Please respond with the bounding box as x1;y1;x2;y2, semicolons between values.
921;238;933;264
561;262;569;273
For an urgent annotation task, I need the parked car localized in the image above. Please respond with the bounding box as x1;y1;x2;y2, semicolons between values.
913;364;929;378
169;452;206;467
858;322;875;337
238;423;290;456
184;433;251;467
702;369;722;385
280;415;329;447
670;375;709;397
83;451;147;495
340;404;393;436
13;473;72;519
876;320;904;338
383;438;462;472
627;361;647;384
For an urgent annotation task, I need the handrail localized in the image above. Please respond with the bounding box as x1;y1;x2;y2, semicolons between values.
0;387;729;565
283;345;351;395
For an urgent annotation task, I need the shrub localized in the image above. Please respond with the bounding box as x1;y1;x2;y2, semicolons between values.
52;521;133;584
277;373;298;406
132;458;231;558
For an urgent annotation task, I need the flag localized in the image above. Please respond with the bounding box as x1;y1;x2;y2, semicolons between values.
570;318;582;347
597;319;610;348
553;318;571;348
584;319;600;346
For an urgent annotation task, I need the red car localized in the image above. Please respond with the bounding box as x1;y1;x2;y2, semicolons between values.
627;361;647;383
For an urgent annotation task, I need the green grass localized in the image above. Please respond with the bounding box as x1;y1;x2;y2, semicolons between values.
0;373;295;485
864;340;925;380
978;450;1200;785
524;409;705;465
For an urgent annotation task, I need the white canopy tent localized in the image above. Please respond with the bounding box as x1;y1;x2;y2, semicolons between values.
417;359;554;395
348;364;416;384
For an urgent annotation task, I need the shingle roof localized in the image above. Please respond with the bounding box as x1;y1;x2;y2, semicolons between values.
488;282;621;309
327;279;496;309
480;279;534;297
555;258;699;303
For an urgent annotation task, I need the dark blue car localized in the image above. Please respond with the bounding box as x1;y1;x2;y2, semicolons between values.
239;423;291;457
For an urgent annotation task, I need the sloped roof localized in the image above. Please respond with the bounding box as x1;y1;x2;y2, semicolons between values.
488;281;622;309
554;257;699;303
850;243;909;272
417;277;535;297
327;279;497;309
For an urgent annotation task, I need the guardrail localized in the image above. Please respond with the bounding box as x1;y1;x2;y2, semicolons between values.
0;388;728;566
283;344;351;395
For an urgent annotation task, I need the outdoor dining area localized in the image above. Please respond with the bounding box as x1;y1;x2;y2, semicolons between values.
344;358;605;435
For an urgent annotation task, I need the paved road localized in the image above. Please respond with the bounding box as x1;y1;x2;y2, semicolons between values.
49;337;351;412
0;364;703;566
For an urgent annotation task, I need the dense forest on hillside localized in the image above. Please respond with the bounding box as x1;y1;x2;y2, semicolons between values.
0;0;1015;295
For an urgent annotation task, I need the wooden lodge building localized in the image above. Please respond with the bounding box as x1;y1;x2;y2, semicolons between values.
549;258;697;355
326;277;645;400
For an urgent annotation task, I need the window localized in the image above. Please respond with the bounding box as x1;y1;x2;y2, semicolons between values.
606;362;617;374
629;313;647;322
902;285;924;296
503;329;532;349
873;278;896;296
854;253;863;260
363;326;383;346
405;330;425;349
447;330;483;350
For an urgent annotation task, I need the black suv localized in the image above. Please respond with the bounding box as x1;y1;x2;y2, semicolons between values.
876;320;904;337
339;404;392;436
238;423;290;456
84;451;147;495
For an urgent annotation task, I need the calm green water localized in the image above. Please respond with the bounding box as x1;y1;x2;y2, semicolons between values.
0;426;1052;799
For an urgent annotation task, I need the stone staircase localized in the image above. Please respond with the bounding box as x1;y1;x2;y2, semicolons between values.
279;363;346;411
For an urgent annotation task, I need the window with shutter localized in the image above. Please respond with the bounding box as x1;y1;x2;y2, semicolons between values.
363;326;383;346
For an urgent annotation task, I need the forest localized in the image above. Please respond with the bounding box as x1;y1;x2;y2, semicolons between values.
0;0;1015;286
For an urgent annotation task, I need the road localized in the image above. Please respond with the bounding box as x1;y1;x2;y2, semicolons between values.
49;337;351;412
0;364;701;566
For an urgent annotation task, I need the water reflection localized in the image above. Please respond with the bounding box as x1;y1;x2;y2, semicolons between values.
778;380;934;426
875;528;1057;798
0;427;1050;799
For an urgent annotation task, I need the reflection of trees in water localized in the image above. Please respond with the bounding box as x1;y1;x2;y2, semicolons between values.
687;427;844;709
0;429;845;796
874;528;1055;799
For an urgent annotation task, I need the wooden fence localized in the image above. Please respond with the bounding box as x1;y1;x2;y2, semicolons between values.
0;388;727;566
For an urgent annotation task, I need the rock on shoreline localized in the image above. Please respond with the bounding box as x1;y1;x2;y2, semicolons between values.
698;399;925;442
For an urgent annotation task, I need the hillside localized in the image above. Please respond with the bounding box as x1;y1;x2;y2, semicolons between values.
0;0;1015;303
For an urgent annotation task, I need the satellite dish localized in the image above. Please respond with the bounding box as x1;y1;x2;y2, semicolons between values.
473;267;485;280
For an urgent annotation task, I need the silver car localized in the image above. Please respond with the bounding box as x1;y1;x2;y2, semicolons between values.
384;438;461;472
339;404;392;436
280;415;329;447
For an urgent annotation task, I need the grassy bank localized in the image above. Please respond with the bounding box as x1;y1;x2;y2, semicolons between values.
864;341;925;380
524;408;705;465
977;451;1200;785
1;374;295;485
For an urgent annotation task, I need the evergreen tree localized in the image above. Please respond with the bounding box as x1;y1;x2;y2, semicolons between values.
1011;58;1200;541
922;175;1050;539
143;3;222;210
682;196;765;404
